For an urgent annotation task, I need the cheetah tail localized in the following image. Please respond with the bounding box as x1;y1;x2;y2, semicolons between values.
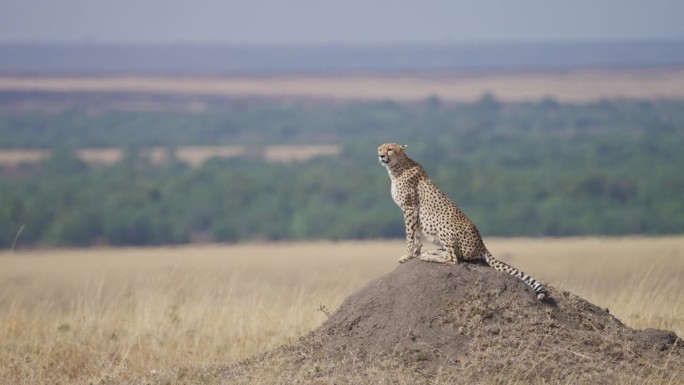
483;253;548;300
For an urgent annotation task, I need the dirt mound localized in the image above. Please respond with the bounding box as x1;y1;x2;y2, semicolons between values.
144;259;683;384
310;259;682;380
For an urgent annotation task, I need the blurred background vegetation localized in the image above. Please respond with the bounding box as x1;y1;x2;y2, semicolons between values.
1;92;683;247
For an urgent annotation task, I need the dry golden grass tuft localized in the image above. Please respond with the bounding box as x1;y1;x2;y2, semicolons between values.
1;237;682;384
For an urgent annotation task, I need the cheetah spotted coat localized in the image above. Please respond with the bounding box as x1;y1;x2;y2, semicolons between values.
378;142;547;300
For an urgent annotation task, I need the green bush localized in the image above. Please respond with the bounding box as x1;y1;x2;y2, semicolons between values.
1;97;683;247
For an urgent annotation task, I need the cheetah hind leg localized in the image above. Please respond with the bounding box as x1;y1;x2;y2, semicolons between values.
418;249;457;265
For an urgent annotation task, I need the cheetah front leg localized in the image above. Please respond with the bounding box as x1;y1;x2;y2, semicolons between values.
398;207;422;263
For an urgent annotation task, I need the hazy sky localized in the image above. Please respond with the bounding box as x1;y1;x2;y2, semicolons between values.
2;0;683;44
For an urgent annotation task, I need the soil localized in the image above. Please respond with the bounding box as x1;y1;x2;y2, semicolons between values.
306;259;683;381
138;258;684;384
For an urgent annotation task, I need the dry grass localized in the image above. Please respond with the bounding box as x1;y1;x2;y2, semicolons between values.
0;149;47;166
2;68;684;102
0;145;341;167
0;237;682;384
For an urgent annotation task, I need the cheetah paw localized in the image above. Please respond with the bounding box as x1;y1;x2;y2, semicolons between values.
398;254;415;263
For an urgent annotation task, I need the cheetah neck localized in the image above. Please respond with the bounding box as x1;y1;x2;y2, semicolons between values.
386;157;419;179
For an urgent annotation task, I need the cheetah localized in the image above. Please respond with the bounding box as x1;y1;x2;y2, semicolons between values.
378;142;548;300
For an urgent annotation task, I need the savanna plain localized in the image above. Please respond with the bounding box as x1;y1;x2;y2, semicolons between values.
1;237;683;384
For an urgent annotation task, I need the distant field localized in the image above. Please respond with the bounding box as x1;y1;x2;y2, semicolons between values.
0;237;682;384
2;68;684;102
0;144;341;167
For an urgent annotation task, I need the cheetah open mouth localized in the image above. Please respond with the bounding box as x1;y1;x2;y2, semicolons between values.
379;155;390;164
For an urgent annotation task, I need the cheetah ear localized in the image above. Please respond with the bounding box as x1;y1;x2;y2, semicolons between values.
401;144;407;150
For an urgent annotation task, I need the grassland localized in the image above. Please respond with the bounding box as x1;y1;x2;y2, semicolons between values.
0;145;341;167
2;68;684;102
1;237;683;384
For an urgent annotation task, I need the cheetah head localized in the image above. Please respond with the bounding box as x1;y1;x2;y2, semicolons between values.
378;142;407;167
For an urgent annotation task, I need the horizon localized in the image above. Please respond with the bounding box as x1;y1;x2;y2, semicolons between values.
2;37;684;47
2;40;684;75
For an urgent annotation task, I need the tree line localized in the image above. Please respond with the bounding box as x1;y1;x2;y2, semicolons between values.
1;94;683;247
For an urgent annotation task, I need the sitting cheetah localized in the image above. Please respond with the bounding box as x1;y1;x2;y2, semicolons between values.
378;142;547;300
